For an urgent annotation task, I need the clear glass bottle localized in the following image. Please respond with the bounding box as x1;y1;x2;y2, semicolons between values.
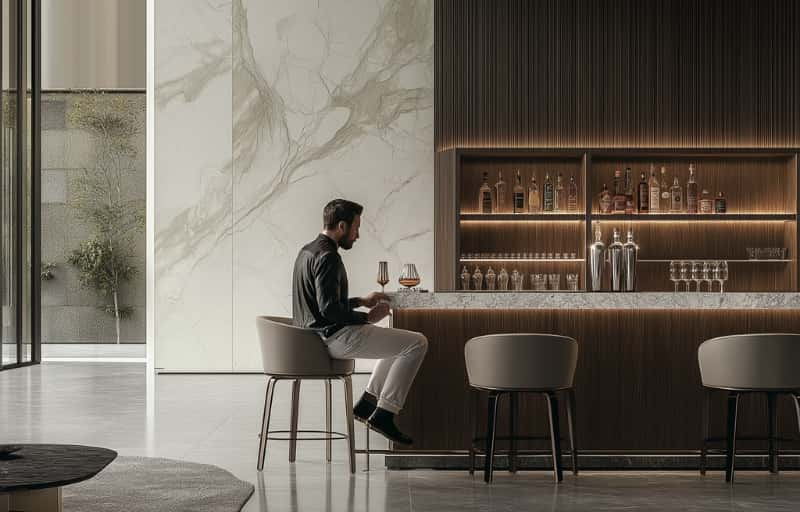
699;189;713;214
660;166;670;205
554;173;566;212
494;171;506;213
670;176;683;212
460;265;471;290
715;191;727;213
609;228;624;291
686;164;698;214
624;167;635;214
479;171;492;214
648;164;660;213
543;173;554;212
472;266;484;290
567;175;579;212
485;266;497;290
612;169;626;214
512;170;526;213
638;171;649;213
497;267;509;290
598;183;612;213
528;175;541;212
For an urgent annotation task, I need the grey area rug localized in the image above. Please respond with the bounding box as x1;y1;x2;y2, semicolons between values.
63;456;254;512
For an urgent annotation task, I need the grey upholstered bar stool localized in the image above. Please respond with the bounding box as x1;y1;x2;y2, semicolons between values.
256;316;357;473
698;333;800;483
465;334;579;483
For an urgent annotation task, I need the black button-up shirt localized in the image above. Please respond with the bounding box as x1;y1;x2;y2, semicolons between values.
292;234;368;338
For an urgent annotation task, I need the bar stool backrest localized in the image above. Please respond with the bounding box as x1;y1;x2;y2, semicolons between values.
698;333;800;391
464;333;578;390
255;316;354;376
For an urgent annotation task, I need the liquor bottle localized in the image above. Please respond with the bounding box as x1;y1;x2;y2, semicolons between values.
660;167;670;205
494;171;506;213
497;267;509;290
715;191;727;213
479;172;492;214
622;228;639;292
554;173;566;212
670;176;683;212
624;167;635;214
648;164;660;213
699;189;713;213
612;169;626;214
598;183;613;213
686;164;698;214
589;225;606;291
528;175;541;212
512;169;526;213
460;266;471;290
609;228;624;292
637;172;649;213
472;266;484;290
485;266;497;290
543;173;554;212
567;175;579;212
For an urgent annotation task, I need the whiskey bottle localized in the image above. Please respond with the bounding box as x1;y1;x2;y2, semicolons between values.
543;173;555;212
686;164;698;214
512;169;526;213
494;171;507;213
479;172;493;214
567;175;579;212
660;166;670;205
648;164;660;212
670;176;683;212
612;169;626;214
699;189;713;214
624;167;635;214
715;191;727;213
528;175;541;212
554;173;566;212
637;171;649;213
598;183;612;213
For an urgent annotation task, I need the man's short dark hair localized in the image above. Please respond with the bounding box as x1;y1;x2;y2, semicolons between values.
323;199;363;229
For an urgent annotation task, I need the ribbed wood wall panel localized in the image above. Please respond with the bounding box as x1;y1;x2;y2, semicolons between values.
435;0;800;150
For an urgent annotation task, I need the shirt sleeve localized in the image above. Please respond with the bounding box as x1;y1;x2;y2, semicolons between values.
314;252;368;325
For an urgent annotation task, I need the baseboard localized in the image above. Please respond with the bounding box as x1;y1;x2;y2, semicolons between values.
42;343;146;361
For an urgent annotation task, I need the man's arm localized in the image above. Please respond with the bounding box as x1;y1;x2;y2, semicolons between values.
314;253;368;324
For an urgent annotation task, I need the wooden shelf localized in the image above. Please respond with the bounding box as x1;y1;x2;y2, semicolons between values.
460;258;584;262
460;213;585;221
590;213;796;221
638;259;793;263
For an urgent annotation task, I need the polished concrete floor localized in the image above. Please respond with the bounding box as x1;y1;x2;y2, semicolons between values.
2;363;800;511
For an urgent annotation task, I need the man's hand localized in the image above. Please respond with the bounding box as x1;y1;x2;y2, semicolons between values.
360;291;389;308
367;302;390;324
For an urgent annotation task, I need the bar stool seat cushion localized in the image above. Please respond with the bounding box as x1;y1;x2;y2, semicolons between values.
256;316;354;376
698;333;800;391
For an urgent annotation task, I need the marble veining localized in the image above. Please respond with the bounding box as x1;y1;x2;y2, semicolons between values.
389;292;800;310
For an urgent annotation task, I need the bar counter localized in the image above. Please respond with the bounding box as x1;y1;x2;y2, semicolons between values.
386;292;800;468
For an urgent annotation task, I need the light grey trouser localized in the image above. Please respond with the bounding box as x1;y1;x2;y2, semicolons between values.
325;324;428;413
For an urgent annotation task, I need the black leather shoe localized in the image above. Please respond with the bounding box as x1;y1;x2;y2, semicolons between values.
367;407;413;445
353;393;377;424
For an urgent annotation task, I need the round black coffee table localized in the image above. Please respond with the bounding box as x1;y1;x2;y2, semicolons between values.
0;444;117;511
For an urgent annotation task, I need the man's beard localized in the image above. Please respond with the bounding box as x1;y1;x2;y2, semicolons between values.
339;238;354;250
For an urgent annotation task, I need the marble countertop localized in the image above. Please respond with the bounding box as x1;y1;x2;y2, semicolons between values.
388;292;800;310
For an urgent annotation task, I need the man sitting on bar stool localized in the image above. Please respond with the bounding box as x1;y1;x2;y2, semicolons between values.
292;198;428;445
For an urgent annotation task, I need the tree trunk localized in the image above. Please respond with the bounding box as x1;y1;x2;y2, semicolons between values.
113;290;121;345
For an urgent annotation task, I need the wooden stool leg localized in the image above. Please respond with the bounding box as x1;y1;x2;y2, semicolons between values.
725;392;739;483
289;379;301;462
546;391;564;483
484;391;500;483
257;377;277;471
566;388;578;475
768;392;778;474
325;379;332;462
700;388;710;475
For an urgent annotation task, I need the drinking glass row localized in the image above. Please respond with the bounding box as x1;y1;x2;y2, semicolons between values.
669;260;729;293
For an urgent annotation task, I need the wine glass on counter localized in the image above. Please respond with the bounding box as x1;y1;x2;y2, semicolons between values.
377;261;389;293
399;263;421;290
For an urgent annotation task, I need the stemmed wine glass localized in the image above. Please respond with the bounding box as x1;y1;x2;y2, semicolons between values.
679;261;690;291
718;261;729;293
701;261;712;292
377;261;389;293
669;261;679;293
691;262;702;292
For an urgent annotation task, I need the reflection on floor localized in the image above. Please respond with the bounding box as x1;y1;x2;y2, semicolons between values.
1;363;800;511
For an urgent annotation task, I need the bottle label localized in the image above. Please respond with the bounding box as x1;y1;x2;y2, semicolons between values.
638;185;649;212
513;192;525;212
715;198;726;213
649;188;660;212
543;186;554;211
482;191;492;213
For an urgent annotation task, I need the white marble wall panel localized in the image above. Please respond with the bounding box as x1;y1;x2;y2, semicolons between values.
155;1;234;371
230;0;434;370
155;0;433;371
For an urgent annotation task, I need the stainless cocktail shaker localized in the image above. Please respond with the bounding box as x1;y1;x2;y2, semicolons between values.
589;225;606;291
622;228;639;292
609;228;624;291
